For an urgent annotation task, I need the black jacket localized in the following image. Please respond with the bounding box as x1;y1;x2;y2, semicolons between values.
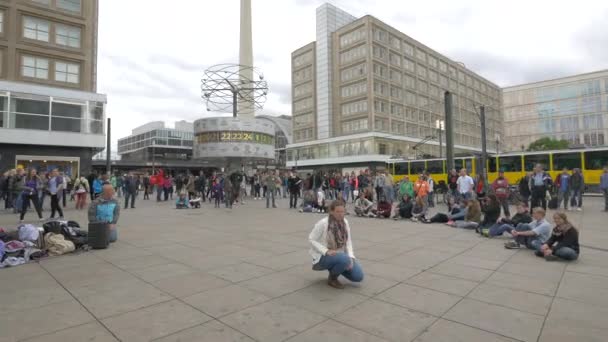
546;227;579;254
288;176;302;193
480;202;501;228
124;176;139;193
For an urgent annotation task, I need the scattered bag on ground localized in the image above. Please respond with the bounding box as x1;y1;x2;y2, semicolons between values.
43;221;62;235
44;233;75;256
429;213;449;223
18;224;39;242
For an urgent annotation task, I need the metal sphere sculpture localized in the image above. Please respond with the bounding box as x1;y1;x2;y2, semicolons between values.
201;64;268;117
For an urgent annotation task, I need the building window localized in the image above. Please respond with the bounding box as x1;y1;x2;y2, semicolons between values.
51;102;83;132
57;0;81;13
55;24;81;48
0;11;4;33
403;57;415;74
55;61;80;83
24;16;50;42
32;0;50;4
12;97;50;130
22;55;49;79
341;99;368;116
403;41;414;56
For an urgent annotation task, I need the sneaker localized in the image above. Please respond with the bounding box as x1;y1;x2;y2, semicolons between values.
544;254;559;261
481;228;490;237
446;220;454;225
504;241;521;249
576;208;582;211
327;275;345;289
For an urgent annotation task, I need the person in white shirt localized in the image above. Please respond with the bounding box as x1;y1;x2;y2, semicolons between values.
309;200;364;289
456;168;474;199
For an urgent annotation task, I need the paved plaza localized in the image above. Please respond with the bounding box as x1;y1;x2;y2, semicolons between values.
1;196;607;342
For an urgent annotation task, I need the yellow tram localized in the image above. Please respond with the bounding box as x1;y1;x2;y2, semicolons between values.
387;147;608;190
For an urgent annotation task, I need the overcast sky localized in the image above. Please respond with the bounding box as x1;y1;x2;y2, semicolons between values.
98;0;608;146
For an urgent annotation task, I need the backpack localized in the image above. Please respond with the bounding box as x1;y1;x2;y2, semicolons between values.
430;213;449;223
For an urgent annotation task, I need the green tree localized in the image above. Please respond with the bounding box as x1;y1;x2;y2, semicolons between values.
527;137;569;151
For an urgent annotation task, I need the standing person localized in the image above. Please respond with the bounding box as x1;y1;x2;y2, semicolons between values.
350;171;358;202
555;168;571;210
289;172;302;209
61;172;69;208
0;171;7;210
73;175;89;210
211;178;222;208
224;177;233;209
447;169;459;197
198;171;207;202
491;170;511;218
38;172;49;211
116;174;124;198
529;164;551;213
282;173;288;199
163;175;172;201
601;166;608;212
426;172;435;208
254;172;261;200
88;183;120;243
239;174;247;205
518;173;532;208
110;174;118;196
341;173;351;203
538;212;580;261
19;169;44;223
186;173;196;200
456;168;474;199
308;200;364;289
123;172;138;209
399;176;415;199
265;170;278;208
373;171;385;202
87;172;96;201
142;174;150;200
47;168;65;219
92;175;103;200
569;168;584;211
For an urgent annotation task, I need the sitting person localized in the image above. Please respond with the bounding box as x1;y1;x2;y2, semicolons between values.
477;194;501;235
488;203;532;237
354;192;376;217
189;197;201;208
446;196;470;224
393;195;413;220
411;196;428;222
449;199;481;229
309;200;364;289
176;193;189;209
376;196;392;218
504;207;551;250
316;188;327;213
299;189;317;212
537;212;579;261
88;183;120;243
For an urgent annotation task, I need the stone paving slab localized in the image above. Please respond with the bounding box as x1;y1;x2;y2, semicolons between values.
0;197;607;341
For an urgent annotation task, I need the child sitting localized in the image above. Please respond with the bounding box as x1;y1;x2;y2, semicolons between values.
176;193;189;209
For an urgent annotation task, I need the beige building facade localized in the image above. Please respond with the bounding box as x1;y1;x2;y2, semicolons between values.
503;70;608;152
288;4;502;169
0;0;106;175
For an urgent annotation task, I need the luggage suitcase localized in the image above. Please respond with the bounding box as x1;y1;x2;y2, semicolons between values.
88;222;109;249
548;196;558;210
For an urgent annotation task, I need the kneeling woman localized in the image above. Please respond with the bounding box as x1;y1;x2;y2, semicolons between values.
309;200;364;289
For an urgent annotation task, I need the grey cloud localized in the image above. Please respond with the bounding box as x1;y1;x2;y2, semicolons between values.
575;10;608;62
270;82;291;105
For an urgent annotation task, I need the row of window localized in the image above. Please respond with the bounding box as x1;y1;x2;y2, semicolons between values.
294;128;314;142
487;151;608;172
340;63;366;82
341;118;369;134
21;55;80;84
293;50;313;68
341;99;367;117
294;113;314;127
293;66;313;83
505;95;607;120
339;26;366;48
504;114;605;136
118;130;194;147
340;81;367;98
22;15;82;48
504;79;608;107
0;96;103;134
339;44;367;65
294;97;313;112
294;82;313;98
32;0;82;13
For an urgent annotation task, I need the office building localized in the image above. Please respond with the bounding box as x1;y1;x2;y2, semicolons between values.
288;3;502;169
118;121;194;162
503;70;608;152
0;0;106;176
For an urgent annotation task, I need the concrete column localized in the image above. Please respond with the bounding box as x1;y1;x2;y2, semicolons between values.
239;0;254;117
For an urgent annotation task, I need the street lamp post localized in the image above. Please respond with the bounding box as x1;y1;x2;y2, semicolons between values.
435;119;445;159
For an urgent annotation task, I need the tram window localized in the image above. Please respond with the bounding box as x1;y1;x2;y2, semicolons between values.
394;162;408;175
553;152;581;170
426;160;443;174
410;161;425;175
524;154;549;171
465;159;473;173
488;157;497;172
499;156;522;172
585;151;608;170
453;159;463;171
